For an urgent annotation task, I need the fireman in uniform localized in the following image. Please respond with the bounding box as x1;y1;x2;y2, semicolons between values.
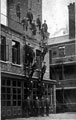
41;62;46;81
41;20;48;39
35;96;40;116
41;96;45;116
45;97;50;116
29;59;37;78
26;8;33;24
31;20;37;35
26;96;31;117
21;17;28;30
36;15;41;30
42;20;48;32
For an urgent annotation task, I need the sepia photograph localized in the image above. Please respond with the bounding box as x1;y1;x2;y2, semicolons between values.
0;0;76;120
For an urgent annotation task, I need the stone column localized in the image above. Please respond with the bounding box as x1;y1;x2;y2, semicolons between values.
53;84;56;113
50;88;52;105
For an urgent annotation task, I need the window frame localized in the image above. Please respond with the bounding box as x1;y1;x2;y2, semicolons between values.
12;40;20;65
1;78;22;107
1;36;9;61
58;46;65;57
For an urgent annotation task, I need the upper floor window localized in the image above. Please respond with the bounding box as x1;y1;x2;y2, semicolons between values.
0;36;9;61
59;46;65;57
49;50;52;64
12;40;20;64
36;49;41;68
1;36;6;61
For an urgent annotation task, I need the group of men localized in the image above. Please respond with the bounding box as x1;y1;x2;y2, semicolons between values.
22;96;50;117
21;8;48;36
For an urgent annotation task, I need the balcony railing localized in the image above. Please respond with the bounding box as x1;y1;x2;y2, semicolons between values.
51;54;76;65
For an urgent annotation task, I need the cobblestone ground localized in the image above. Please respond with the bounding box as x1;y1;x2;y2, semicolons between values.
6;113;76;120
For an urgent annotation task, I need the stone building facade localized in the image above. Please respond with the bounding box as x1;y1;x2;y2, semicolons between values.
0;0;56;119
7;0;42;33
48;2;76;112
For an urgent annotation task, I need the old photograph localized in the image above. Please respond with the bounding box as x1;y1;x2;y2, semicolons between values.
0;0;76;119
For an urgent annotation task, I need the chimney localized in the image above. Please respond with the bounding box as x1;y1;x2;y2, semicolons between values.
68;2;75;39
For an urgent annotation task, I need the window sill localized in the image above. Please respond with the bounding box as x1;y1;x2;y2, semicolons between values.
11;63;22;67
0;60;22;67
0;60;10;63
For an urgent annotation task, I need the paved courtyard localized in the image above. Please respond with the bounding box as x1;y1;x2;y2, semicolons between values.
6;113;76;120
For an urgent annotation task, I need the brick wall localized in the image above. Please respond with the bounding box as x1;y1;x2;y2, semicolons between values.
1;25;24;75
7;0;28;33
49;41;76;64
68;2;75;39
44;52;50;79
1;25;40;76
65;42;75;56
7;0;42;33
48;40;76;82
30;0;42;21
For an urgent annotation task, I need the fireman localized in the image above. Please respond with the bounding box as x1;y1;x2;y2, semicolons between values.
26;96;31;117
41;96;45;116
31;20;37;35
21;17;28;30
45;97;50;116
36;15;41;30
42;20;48;32
35;96;40;116
41;62;46;81
26;8;33;24
29;59;37;78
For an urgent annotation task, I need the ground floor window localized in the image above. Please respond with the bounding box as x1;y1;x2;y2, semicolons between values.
1;78;53;106
1;78;22;107
56;89;76;112
1;76;55;118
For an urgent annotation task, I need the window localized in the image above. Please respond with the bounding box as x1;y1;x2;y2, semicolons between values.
1;36;6;61
23;82;29;99
1;79;12;106
12;80;22;106
1;36;9;61
1;78;22;107
49;50;52;64
64;65;76;79
59;46;65;57
36;49;41;68
53;51;57;56
12;40;20;64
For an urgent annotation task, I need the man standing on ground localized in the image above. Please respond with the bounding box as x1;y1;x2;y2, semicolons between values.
41;96;45;116
26;96;31;117
45;97;50;116
35;96;40;116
